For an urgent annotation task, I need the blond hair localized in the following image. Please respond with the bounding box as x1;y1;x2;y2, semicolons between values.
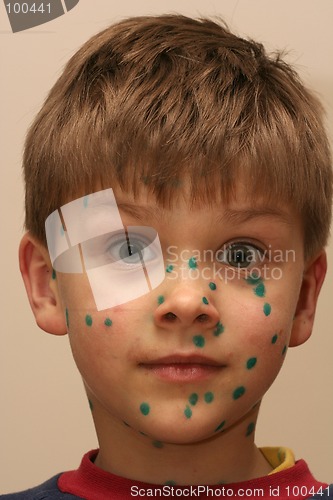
23;15;332;258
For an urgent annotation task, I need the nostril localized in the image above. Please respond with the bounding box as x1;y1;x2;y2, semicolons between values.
196;314;209;323
163;312;178;322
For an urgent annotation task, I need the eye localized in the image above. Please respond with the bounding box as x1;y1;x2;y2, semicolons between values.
217;242;264;269
106;233;156;265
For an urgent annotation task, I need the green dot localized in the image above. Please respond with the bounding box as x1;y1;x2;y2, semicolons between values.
246;357;257;370
152;440;164;449
157;295;165;304
271;334;278;344
51;269;56;280
204;392;214;403
188;256;197;269
202;296;209;305
209;282;217;290
189;393;199;406
263;303;271;316
166;264;174;273
85;314;93;327
282;345;287;356
246;422;255;436
213;321;224;336
140;402;150;416
193;335;205;348
104;318;112;327
215;420;226;432
233;386;246;400
184;405;192;419
65;308;69;328
245;274;261;285
254;282;265;297
88;399;93;411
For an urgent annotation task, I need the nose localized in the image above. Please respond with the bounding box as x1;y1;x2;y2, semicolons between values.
153;285;220;331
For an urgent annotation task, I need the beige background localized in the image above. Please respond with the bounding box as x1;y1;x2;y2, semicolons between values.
1;0;332;493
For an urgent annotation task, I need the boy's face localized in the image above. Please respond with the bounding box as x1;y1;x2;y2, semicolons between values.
52;183;307;444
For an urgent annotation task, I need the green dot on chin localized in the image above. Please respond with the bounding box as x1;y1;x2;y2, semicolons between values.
184;405;192;419
189;393;199;405
204;392;214;403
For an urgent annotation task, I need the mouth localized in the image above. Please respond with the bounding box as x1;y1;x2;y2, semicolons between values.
139;354;226;382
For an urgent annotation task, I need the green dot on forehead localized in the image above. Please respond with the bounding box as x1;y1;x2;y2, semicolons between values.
157;295;165;305
85;314;93;327
209;282;217;290
140;402;150;416
246;357;257;370
184;405;192;419
263;303;272;316
104;318;112;327
188;256;197;269
189;393;199;405
193;335;205;348
166;264;174;273
202;296;209;305
204;392;214;403
233;386;246;400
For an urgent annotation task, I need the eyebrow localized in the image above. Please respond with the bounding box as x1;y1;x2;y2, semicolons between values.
116;203;162;223
220;207;293;227
117;202;293;227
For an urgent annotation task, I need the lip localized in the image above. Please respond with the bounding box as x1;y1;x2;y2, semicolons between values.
139;354;226;382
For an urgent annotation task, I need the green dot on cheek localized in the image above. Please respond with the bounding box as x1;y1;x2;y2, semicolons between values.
140;403;150;416
193;335;205;348
104;318;112;327
188;257;197;269
233;386;246;400
85;314;93;326
209;282;217;290
246;357;257;370
271;334;278;344
263;303;271;316
246;422;255;436
254;282;265;297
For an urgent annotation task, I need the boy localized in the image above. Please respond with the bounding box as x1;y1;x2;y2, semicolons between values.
2;14;332;499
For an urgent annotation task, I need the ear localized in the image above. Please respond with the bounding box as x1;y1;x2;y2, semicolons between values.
19;232;67;335
289;250;327;347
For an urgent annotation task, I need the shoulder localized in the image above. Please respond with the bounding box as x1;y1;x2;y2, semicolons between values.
0;474;83;500
310;484;333;498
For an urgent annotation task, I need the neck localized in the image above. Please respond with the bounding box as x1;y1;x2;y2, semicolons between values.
92;404;272;485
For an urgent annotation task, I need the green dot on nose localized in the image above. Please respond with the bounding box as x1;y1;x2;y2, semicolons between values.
202;296;209;305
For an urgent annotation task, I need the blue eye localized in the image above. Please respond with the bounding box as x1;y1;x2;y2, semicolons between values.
106;232;156;266
218;243;263;269
109;238;145;264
